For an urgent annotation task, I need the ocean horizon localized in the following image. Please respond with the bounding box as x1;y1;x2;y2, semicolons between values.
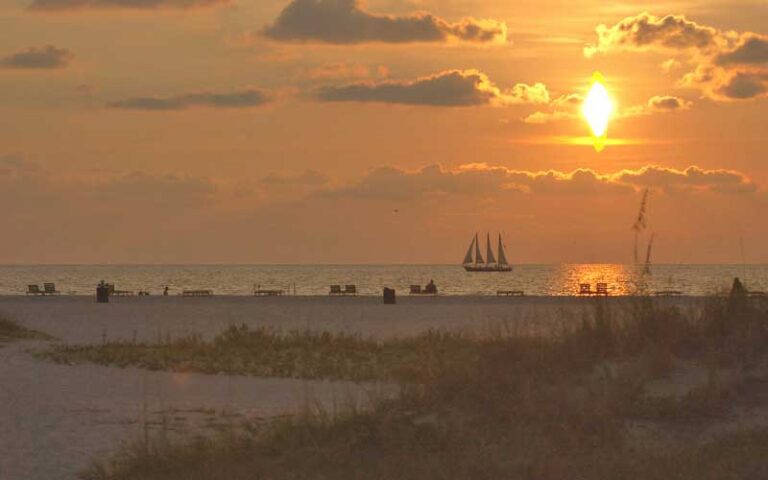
2;264;766;297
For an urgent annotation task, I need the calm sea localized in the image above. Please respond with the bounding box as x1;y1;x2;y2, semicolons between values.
0;264;766;296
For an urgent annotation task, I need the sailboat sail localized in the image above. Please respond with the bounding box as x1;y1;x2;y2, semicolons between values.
474;233;485;264
463;236;475;264
485;233;497;264
497;234;508;265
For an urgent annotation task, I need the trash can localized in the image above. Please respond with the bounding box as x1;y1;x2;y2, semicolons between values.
96;281;110;303
383;287;396;305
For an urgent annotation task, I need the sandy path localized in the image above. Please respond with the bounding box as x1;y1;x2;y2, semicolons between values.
0;340;385;480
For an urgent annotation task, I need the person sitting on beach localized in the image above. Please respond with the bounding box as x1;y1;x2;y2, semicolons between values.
424;279;437;294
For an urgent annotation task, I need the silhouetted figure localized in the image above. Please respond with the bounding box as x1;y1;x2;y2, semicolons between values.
163;286;169;296
424;279;437;295
730;277;748;297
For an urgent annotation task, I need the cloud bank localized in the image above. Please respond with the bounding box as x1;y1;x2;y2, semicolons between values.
316;70;549;107
108;88;270;110
321;163;757;199
585;12;768;101
0;46;73;69
262;0;507;45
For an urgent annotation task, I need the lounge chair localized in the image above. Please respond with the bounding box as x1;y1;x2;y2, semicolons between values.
497;290;524;297
595;283;609;296
343;285;357;296
26;284;43;295
578;283;592;295
410;285;422;295
43;283;60;295
329;285;342;296
182;289;213;297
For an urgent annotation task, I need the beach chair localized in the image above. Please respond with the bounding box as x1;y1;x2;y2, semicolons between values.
182;289;213;297
596;283;609;296
343;285;357;296
43;283;60;295
26;284;43;295
423;284;437;295
410;285;422;295
329;285;342;296
497;290;524;297
578;283;592;295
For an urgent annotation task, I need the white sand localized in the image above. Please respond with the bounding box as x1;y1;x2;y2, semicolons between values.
0;295;704;480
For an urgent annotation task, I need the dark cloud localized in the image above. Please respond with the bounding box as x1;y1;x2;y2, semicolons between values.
0;46;73;69
28;0;227;11
262;0;507;45
584;12;718;57
716;72;768;100
315;70;548;107
647;95;690;111
108;88;270;110
716;35;768;65
586;12;768;101
261;170;331;186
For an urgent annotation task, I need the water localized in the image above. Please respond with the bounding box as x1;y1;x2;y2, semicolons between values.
0;264;766;296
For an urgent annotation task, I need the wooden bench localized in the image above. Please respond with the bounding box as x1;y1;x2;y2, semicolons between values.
43;283;60;295
654;290;684;297
26;284;43;295
343;285;357;296
182;290;213;297
595;283;609;296
329;285;342;296
497;290;524;297
254;289;284;297
578;283;593;295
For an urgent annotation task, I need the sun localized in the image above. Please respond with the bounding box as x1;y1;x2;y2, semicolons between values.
582;72;614;152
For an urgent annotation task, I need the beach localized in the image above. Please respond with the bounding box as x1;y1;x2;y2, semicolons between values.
0;294;748;479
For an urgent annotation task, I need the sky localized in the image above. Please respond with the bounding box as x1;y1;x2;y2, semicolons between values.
0;0;766;264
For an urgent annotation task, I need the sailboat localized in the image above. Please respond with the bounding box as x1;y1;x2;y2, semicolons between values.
462;233;512;272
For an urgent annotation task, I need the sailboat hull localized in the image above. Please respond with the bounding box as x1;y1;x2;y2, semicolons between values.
463;264;512;272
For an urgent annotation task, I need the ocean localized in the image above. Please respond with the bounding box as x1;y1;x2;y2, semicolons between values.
0;264;766;296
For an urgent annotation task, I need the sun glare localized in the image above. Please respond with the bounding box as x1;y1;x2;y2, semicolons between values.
582;72;613;152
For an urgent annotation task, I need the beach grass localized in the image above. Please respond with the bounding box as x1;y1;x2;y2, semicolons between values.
41;326;499;383
75;293;768;479
0;315;52;344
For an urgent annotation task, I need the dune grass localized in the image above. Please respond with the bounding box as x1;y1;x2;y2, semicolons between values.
0;315;51;344
42;326;496;383
75;293;768;479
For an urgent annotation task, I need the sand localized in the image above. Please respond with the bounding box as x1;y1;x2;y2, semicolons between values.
0;295;705;480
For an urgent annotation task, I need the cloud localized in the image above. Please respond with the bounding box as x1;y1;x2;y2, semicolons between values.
585;12;768;101
28;0;227;11
584;12;720;58
0;46;73;69
613;165;757;194
715;34;768;65
315;70;549;107
524;92;690;124
262;0;507;45
107;88;270;110
319;163;757;200
261;170;331;186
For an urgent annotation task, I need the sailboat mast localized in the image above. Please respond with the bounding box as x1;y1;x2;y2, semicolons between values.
474;233;485;264
485;233;496;265
497;234;508;265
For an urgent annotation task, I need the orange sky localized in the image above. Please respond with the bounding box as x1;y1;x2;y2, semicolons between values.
1;0;766;264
